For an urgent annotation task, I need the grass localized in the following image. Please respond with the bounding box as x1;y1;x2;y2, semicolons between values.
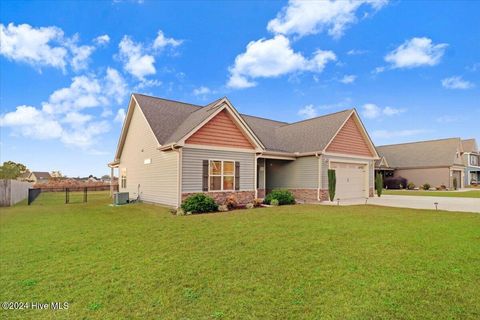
383;189;480;198
1;192;480;319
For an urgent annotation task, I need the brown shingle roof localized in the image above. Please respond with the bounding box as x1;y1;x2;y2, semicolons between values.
32;171;52;180
376;138;464;168
461;139;478;153
132;93;355;153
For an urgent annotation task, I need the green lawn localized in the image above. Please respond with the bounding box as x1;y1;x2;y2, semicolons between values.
1;192;480;319
383;189;480;198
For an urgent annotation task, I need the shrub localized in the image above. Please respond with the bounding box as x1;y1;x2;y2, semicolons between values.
245;203;254;209
407;182;415;190
253;198;263;207
375;173;383;197
270;199;279;206
176;208;185;216
181;193;218;213
422;183;431;191
328;169;336;201
453;177;458;190
218;205;229;212
264;189;295;205
224;194;238;210
384;176;408;189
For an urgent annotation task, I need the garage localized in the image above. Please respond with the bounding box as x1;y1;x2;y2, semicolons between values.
330;162;368;199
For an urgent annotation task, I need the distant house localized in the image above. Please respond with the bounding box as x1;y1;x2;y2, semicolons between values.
109;94;379;207
461;139;479;185
23;171;52;184
376;138;465;189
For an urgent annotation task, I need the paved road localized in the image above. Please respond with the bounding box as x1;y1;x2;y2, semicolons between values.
321;195;480;213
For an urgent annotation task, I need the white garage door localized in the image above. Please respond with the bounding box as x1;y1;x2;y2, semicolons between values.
331;162;367;200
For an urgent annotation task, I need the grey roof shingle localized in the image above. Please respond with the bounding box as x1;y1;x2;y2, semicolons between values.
132;93;354;153
376;138;463;168
461;139;478;153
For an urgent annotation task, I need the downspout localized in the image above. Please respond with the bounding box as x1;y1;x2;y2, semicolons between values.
171;146;182;208
254;153;263;199
315;152;321;201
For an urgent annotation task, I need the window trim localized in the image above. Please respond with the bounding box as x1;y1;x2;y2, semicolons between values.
121;168;127;189
208;159;236;192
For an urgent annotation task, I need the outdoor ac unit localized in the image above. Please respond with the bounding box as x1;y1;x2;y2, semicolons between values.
113;192;129;205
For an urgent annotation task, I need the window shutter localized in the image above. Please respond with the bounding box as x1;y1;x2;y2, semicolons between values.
202;160;209;191
235;161;240;190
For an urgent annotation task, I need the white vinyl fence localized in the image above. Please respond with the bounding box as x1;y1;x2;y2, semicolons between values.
0;179;33;207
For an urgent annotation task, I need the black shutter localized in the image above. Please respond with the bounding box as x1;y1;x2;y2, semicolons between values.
202;160;209;191
235;161;240;190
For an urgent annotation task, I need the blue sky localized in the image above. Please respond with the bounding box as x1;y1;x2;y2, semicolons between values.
1;0;479;177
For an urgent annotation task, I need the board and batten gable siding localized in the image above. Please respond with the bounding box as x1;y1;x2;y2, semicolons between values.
186;110;254;149
182;147;255;192
320;155;374;190
119;104;178;206
266;156;318;189
326;116;373;157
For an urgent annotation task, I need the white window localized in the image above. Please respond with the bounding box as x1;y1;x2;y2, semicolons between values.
209;160;235;191
470;155;478;166
121;168;127;188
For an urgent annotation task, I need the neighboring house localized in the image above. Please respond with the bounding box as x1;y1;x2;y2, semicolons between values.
17;170;31;181
376;138;465;189
22;171;52;184
109;94;379;207
461;139;479;185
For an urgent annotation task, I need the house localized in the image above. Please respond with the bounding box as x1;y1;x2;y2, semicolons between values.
109;94;379;207
461;139;479;185
376;138;465;189
19;171;52;184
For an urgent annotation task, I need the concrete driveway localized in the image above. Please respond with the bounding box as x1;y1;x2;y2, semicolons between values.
321;195;480;213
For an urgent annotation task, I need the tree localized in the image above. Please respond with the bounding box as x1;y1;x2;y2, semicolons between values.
328;169;336;201
0;161;28;179
375;173;383;197
101;174;110;181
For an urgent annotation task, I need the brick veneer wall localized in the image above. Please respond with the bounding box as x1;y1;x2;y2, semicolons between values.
182;191;255;205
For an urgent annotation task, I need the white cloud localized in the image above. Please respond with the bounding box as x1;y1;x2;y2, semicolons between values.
227;35;336;89
441;76;474;90
298;104;318;119
1;69;128;148
114;109;126;124
372;66;385;74
362;103;404;119
118;35;156;80
193;86;212;96
372;129;428;139
347;49;367;55
267;0;388;39
385;37;448;69
94;34;110;46
436;115;462;123
0;23;98;72
153;30;183;49
339;74;356;84
0;22;68;70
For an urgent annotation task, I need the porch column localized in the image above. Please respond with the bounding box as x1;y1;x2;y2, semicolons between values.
110;167;114;197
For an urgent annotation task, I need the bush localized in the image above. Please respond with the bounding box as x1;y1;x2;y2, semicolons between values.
264;189;295;205
453;177;458;190
407;182;415;190
245;203;254;209
224;194;238;210
270;199;279;206
328;169;336;201
181;193;218;213
422;183;431;191
218;205;229;212
253;198;263;207
375;173;383;197
384;176;408;189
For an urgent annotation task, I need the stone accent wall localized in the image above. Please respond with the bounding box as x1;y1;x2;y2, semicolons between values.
369;188;374;197
257;189;265;198
182;191;255;205
287;188;318;203
319;189;329;201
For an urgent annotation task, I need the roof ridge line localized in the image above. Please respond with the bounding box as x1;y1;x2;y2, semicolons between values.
377;137;461;147
133;93;202;108
279;108;353;128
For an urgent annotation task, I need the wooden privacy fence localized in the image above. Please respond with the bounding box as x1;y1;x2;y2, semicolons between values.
0;179;33;207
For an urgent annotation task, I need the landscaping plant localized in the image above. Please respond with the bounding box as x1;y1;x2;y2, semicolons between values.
181;193;218;213
328;169;336;201
375;173;383;197
264;189;295;205
224;194;238;210
422;183;431;191
407;182;415;190
453;177;458;190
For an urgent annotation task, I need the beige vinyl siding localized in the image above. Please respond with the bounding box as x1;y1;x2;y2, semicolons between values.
266;156;318;189
393;167;450;189
182;147;255;192
321;155;374;190
119;103;178;206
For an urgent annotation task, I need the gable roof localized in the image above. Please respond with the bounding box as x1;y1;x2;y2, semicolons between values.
113;93;378;161
376;138;464;168
32;171;52;180
461;139;478;153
